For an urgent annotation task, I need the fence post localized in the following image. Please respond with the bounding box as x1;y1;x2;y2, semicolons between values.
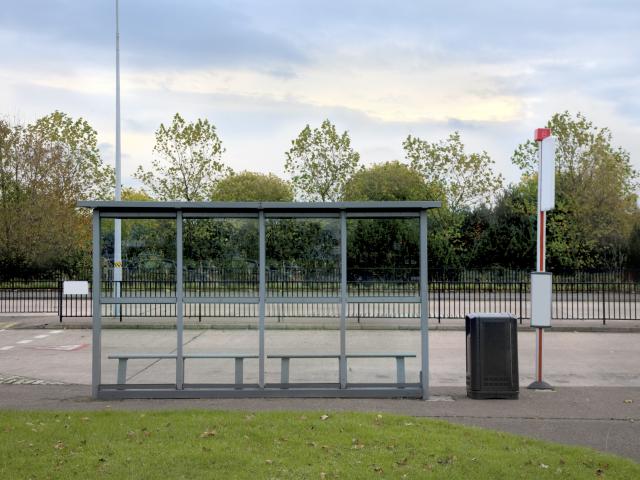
437;280;441;324
58;280;63;323
602;282;606;326
119;279;123;323
519;281;523;325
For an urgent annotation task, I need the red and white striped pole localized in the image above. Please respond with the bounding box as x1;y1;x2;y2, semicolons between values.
529;128;554;390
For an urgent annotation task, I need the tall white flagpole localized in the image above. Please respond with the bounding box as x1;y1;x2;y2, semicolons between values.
114;0;123;314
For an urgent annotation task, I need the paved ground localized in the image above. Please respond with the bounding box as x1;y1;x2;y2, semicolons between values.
0;327;638;386
0;324;638;462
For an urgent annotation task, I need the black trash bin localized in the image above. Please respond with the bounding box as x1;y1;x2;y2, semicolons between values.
466;313;519;399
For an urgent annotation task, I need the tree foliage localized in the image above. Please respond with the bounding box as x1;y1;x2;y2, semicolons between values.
285;119;360;201
403;131;503;210
343;160;440;201
211;171;293;202
135;113;229;201
512;111;639;269
0;113;113;276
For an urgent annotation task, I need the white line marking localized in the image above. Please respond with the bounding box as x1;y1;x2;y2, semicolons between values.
0;346;14;351
17;340;32;344
33;335;49;339
50;330;63;334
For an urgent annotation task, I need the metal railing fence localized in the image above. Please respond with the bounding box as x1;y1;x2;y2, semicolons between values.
1;271;638;323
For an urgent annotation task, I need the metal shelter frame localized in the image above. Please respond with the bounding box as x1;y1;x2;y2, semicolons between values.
79;201;441;400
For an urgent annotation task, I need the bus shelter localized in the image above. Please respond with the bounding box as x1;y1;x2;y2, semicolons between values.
79;201;440;400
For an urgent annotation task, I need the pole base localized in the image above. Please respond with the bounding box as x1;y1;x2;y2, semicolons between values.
527;380;554;390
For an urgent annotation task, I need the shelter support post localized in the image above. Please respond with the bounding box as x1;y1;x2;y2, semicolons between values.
339;211;347;388
91;210;101;399
176;211;184;389
419;209;430;400
258;211;266;388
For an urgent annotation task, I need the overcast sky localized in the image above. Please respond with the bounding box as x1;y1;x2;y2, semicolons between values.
1;0;639;190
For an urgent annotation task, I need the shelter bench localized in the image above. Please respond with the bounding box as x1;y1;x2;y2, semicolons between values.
108;353;258;385
268;353;416;385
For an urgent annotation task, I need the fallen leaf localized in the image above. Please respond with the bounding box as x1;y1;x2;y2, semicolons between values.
623;399;633;404
200;429;217;438
53;441;65;450
265;459;273;465
320;414;329;421
540;463;549;469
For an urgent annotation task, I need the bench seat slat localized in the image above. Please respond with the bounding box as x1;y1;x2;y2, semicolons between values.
267;353;415;358
184;354;258;359
109;354;176;359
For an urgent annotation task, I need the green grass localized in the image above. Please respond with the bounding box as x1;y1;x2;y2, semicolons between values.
0;410;637;479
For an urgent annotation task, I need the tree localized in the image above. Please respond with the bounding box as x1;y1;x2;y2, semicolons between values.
135;113;229;201
343;160;440;201
460;178;538;270
27;111;114;200
0;113;114;276
285;119;360;201
403;131;503;211
342;161;438;277
211;171;293;201
512;111;639;270
122;187;153;201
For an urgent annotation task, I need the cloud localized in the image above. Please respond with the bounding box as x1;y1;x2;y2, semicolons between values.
0;0;306;70
1;0;639;190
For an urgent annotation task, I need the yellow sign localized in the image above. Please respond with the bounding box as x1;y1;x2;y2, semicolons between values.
114;261;123;268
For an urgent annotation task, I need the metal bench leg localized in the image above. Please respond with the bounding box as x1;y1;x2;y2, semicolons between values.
396;357;406;385
340;357;347;388
234;358;244;387
281;357;290;387
117;359;127;385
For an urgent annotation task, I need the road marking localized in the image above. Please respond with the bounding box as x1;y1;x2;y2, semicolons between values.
33;334;49;339
0;346;14;351
31;344;88;352
17;339;33;344
50;330;63;334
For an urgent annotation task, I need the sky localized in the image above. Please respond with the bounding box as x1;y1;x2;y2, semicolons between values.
1;0;639;191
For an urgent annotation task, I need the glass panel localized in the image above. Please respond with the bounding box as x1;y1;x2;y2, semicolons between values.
182;218;259;385
99;217;177;385
346;218;420;383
